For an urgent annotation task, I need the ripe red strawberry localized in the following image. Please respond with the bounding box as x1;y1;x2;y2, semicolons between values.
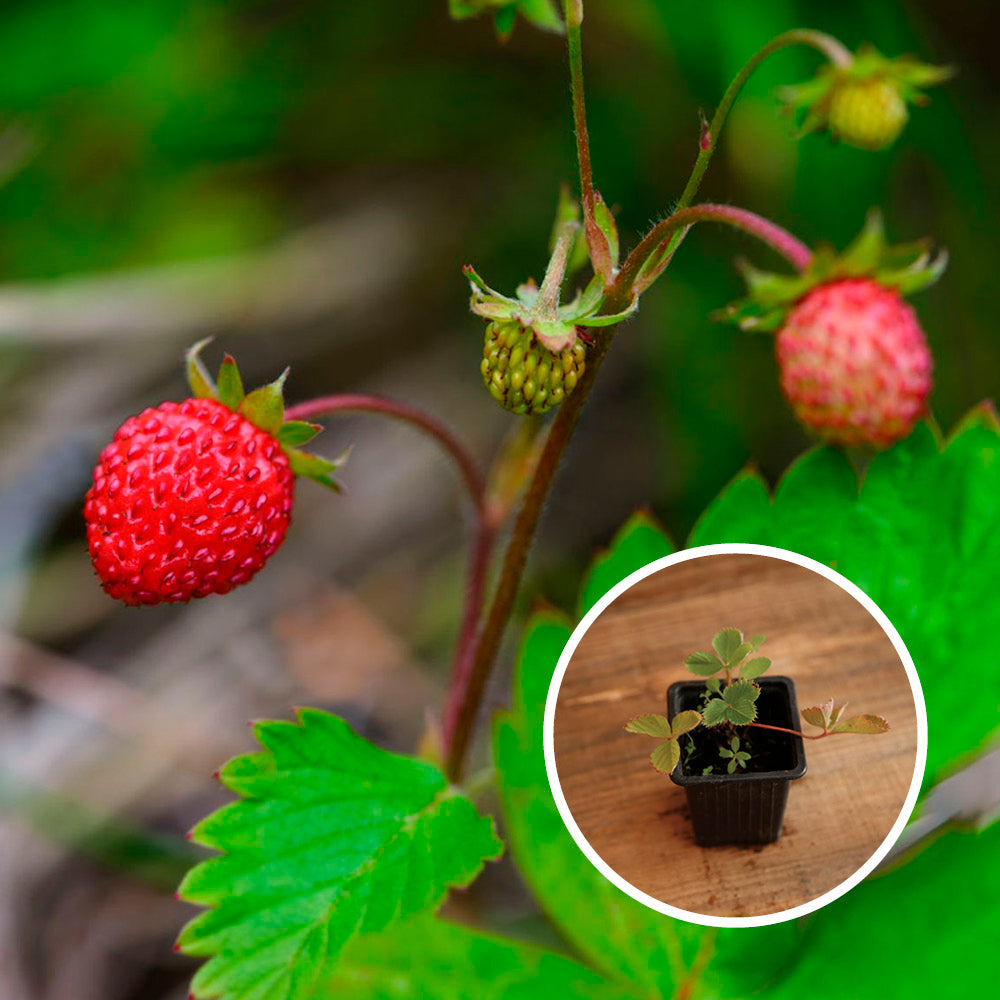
85;347;342;606
776;278;932;447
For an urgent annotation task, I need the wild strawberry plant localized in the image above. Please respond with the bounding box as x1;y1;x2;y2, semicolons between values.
74;1;992;997
625;628;889;776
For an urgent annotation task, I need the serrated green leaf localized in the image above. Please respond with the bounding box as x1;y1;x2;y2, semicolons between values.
748;634;766;649
650;740;680;774
216;355;245;410
731;642;754;664
177;709;502;1000
691;413;1000;782
278;421;322;447
741;657;771;680
830;714;890;735
762;824;999;999
578;509;674;617
624;714;673;738
186;338;218;400
684;650;724;676
723;679;759;725
712;628;743;664
801;706;828;731
670;710;702;738
705;677;721;695
319;913;640;1000
239;371;287;435
701;698;728;726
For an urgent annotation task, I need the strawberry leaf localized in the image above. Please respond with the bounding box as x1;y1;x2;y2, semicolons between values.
318;914;640;999
650;740;680;774
177;709;502;1000
712;627;743;664
684;650;725;676
670;710;702;737
801;706;829;731
624;714;673;738
741;656;771;680
830;714;890;734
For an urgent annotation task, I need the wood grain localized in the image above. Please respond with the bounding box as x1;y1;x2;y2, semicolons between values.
552;552;919;918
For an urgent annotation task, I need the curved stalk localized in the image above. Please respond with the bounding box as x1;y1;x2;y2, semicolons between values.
284;394;495;731
614;202;812;301
658;29;851;266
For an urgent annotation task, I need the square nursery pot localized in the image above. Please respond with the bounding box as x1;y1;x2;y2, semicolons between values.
666;676;807;847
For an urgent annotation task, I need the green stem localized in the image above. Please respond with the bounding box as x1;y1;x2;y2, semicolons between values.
660;29;852;264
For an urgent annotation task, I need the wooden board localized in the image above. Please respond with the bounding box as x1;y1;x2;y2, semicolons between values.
552;552;919;919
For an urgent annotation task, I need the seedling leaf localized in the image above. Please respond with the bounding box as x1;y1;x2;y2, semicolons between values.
713;628;744;664
802;706;828;730
831;714;890;734
702;698;729;726
742;657;771;680
650;740;680;774
625;714;673;738
670;710;702;737
685;650;724;676
723;679;760;724
176;709;502;1000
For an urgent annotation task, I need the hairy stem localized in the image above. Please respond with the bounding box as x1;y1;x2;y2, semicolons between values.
284;394;495;736
660;29;852;264
565;4;599;256
614;202;812;300
444;331;616;779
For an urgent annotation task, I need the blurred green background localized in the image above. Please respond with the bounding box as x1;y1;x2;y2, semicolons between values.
0;2;994;997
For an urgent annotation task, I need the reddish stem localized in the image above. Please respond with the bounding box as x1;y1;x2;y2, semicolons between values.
284;394;495;738
746;721;827;740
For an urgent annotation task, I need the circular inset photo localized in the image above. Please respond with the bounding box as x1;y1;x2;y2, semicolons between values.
544;544;925;926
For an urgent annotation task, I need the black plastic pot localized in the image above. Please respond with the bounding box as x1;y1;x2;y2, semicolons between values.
666;676;807;847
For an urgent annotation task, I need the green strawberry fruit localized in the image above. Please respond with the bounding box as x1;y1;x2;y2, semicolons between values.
481;320;586;415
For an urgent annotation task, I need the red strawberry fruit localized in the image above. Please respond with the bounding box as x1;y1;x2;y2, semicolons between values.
718;212;945;450
776;278;932;447
85;345;342;606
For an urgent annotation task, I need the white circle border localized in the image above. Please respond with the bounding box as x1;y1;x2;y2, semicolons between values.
542;542;928;929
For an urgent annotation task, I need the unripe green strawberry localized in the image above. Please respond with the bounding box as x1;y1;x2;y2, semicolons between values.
481;320;586;415
828;76;908;151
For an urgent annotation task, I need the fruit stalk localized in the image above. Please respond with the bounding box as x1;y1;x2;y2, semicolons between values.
284;394;495;703
615;202;812;300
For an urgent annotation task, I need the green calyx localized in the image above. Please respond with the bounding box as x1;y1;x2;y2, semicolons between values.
782;44;952;149
465;205;636;356
717;210;947;333
185;339;347;490
448;0;564;41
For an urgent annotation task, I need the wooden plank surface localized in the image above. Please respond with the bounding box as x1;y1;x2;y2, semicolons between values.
552;552;919;919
